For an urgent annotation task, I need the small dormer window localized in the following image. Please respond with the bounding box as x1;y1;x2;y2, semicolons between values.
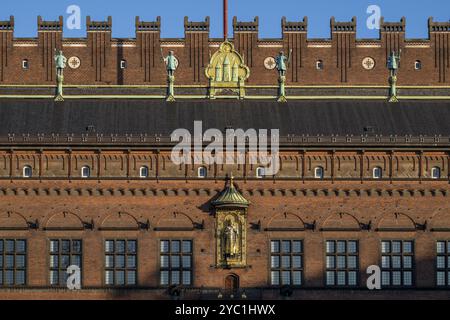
256;167;265;178
120;60;127;69
23;165;32;178
22;59;29;69
432;167;441;179
139;166;148;178
414;60;422;70
198;166;207;178
373;167;382;179
81;166;90;178
314;166;324;179
316;60;324;70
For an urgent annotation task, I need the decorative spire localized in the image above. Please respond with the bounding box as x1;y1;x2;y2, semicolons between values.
212;174;249;208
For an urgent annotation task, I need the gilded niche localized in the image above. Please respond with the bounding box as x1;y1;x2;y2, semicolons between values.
205;41;250;99
212;177;249;268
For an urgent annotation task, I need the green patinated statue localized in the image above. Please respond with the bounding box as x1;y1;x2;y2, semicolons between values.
275;50;291;78
54;50;67;101
275;50;292;102
387;50;401;102
387;50;401;77
161;50;179;101
162;50;178;77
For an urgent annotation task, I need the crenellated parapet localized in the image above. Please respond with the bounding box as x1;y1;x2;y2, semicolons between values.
0;15;449;86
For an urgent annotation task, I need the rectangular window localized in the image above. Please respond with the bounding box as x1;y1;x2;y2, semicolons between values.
104;239;137;286
0;239;26;286
436;241;450;286
381;240;414;287
49;239;82;286
160;240;193;286
270;240;303;286
325;240;359;286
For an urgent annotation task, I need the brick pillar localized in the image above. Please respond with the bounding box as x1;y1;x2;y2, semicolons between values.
37;16;63;83
331;16;356;83
233;17;258;69
0;16;13;83
136;16;161;83
87;16;112;83
429;18;450;83
184;17;210;84
282;17;307;83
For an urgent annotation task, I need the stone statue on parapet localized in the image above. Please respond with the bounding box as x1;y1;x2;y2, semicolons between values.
275;49;292;102
161;50;178;101
54;49;67;101
387;50;401;77
161;50;179;77
54;50;67;77
275;50;292;78
387;50;401;103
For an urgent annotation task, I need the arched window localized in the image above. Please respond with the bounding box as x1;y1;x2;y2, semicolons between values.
198;166;207;178
22;59;29;69
316;60;324;70
373;167;382;179
414;60;422;70
81;166;90;178
139;166;149;178
256;167;265;178
432;166;441;179
23;165;32;178
314;166;324;179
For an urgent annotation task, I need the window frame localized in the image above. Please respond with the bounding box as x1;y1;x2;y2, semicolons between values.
81;166;90;178
0;239;27;287
139;166;149;178
314;166;324;179
380;239;415;288
197;166;207;178
22;59;29;70
414;60;422;70
256;167;265;179
269;239;304;287
372;166;382;179
48;239;83;287
159;239;193;287
120;60;127;69
316;60;324;70
431;166;441;179
436;240;450;287
103;239;138;287
324;239;359;287
22;165;32;178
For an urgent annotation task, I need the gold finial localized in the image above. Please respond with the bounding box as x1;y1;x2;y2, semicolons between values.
229;173;234;187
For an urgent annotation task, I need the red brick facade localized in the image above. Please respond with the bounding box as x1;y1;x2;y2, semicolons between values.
0;15;449;86
0;147;449;299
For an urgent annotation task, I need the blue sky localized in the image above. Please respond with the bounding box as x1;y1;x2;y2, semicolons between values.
1;0;449;39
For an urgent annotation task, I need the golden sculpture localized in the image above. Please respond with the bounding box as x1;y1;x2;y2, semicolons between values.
212;176;249;268
205;41;250;99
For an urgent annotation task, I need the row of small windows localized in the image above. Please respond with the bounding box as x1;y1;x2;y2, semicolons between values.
21;60;128;70
19;165;444;179
1;238;450;288
313;60;423;70
19;59;423;71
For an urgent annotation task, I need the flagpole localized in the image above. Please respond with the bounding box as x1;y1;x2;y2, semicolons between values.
223;0;228;40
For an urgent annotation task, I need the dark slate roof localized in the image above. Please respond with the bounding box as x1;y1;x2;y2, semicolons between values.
0;99;449;136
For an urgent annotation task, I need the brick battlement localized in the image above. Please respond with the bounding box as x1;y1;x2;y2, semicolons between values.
0;15;448;39
0;15;449;86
